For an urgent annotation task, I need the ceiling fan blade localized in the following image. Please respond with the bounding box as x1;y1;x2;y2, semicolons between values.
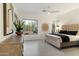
50;10;59;13
42;10;47;12
42;9;59;13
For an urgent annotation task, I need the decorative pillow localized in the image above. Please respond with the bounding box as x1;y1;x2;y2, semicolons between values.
59;30;67;34
67;31;77;35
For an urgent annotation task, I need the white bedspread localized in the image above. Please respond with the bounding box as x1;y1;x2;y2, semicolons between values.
46;33;79;42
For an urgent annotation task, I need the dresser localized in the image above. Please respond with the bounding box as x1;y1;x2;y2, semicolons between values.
0;35;24;56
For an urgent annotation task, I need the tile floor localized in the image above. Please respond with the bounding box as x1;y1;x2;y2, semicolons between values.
24;40;79;56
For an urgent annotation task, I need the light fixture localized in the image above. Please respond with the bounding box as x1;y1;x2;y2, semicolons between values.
48;12;50;14
42;6;59;14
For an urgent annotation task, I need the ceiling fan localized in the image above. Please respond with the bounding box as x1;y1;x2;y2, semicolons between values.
42;6;59;13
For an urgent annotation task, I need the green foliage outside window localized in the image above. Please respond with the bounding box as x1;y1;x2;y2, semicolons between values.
23;20;38;34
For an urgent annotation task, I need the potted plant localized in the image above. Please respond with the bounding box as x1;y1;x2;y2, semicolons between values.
13;20;24;36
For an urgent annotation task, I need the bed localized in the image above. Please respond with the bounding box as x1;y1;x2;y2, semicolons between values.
45;24;79;49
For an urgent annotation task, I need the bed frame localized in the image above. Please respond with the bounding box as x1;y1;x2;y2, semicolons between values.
45;24;79;49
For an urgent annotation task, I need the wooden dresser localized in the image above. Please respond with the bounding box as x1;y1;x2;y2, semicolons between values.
0;35;24;56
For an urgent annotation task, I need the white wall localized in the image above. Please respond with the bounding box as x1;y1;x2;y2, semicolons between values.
57;8;79;27
0;4;12;42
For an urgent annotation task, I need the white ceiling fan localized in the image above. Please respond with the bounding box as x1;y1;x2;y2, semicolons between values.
42;6;59;14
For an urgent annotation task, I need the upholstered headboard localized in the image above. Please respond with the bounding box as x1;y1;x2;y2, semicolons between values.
61;24;79;31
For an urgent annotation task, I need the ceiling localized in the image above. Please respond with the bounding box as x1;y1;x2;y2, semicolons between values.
13;3;79;16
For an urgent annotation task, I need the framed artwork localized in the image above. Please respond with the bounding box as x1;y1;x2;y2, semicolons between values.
3;3;13;36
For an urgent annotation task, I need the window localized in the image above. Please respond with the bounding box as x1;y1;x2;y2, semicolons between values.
23;19;38;34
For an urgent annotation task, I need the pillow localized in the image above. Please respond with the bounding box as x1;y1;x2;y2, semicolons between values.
59;30;67;34
66;31;77;35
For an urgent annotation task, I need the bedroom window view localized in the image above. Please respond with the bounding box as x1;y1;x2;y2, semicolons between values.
23;19;38;35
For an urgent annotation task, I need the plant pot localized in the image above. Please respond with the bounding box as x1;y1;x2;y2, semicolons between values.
16;32;23;36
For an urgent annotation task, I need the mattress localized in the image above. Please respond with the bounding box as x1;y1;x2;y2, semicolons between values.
46;33;79;42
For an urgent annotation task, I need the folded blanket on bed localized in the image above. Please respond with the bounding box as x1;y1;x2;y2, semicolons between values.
51;33;70;42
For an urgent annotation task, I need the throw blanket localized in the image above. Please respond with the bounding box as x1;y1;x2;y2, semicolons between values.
51;33;70;42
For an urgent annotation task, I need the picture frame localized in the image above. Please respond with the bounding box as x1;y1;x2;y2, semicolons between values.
3;3;13;36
